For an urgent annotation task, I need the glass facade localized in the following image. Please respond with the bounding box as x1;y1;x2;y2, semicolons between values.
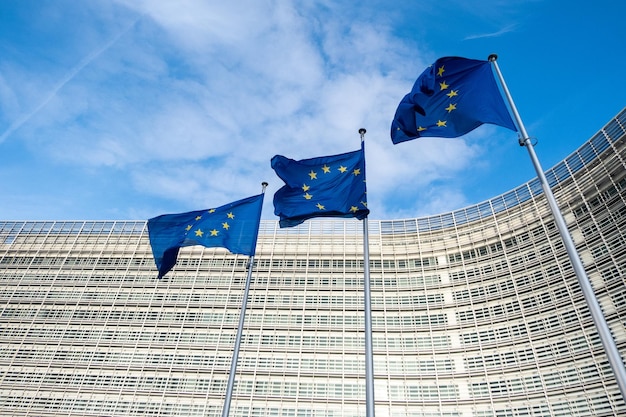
1;109;626;416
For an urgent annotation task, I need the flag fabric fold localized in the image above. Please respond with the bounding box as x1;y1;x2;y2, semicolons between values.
391;56;517;144
272;143;369;228
147;193;264;278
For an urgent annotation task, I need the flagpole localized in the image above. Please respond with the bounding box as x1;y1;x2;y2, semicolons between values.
489;54;626;401
359;128;375;417
221;182;268;417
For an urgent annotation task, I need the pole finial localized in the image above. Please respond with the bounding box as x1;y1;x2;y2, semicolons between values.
261;182;268;193
359;128;366;141
488;53;498;62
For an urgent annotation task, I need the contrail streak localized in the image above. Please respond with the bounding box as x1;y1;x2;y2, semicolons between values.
463;24;518;40
0;19;138;143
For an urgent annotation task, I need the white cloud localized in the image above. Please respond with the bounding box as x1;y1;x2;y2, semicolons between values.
0;0;510;220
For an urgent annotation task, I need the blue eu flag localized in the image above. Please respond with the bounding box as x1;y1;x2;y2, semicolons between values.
147;193;264;278
272;143;369;228
391;56;517;144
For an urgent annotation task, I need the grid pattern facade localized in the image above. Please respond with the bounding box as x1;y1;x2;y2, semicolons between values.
2;109;626;416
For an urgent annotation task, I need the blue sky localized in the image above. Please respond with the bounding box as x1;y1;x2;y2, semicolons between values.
1;0;624;221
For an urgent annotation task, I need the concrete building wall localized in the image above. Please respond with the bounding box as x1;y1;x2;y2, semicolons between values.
1;109;626;416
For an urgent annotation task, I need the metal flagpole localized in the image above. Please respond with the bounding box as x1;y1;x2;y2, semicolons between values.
489;54;626;401
221;182;268;417
359;128;376;417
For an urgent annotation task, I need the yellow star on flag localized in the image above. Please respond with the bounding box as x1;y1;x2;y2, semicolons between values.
148;192;265;278
270;144;369;227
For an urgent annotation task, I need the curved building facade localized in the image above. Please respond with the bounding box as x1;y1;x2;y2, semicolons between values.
1;109;626;416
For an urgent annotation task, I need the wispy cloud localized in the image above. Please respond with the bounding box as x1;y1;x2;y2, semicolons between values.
464;23;518;40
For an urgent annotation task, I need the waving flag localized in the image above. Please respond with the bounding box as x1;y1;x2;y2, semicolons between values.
147;193;264;278
272;143;369;228
391;56;517;144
